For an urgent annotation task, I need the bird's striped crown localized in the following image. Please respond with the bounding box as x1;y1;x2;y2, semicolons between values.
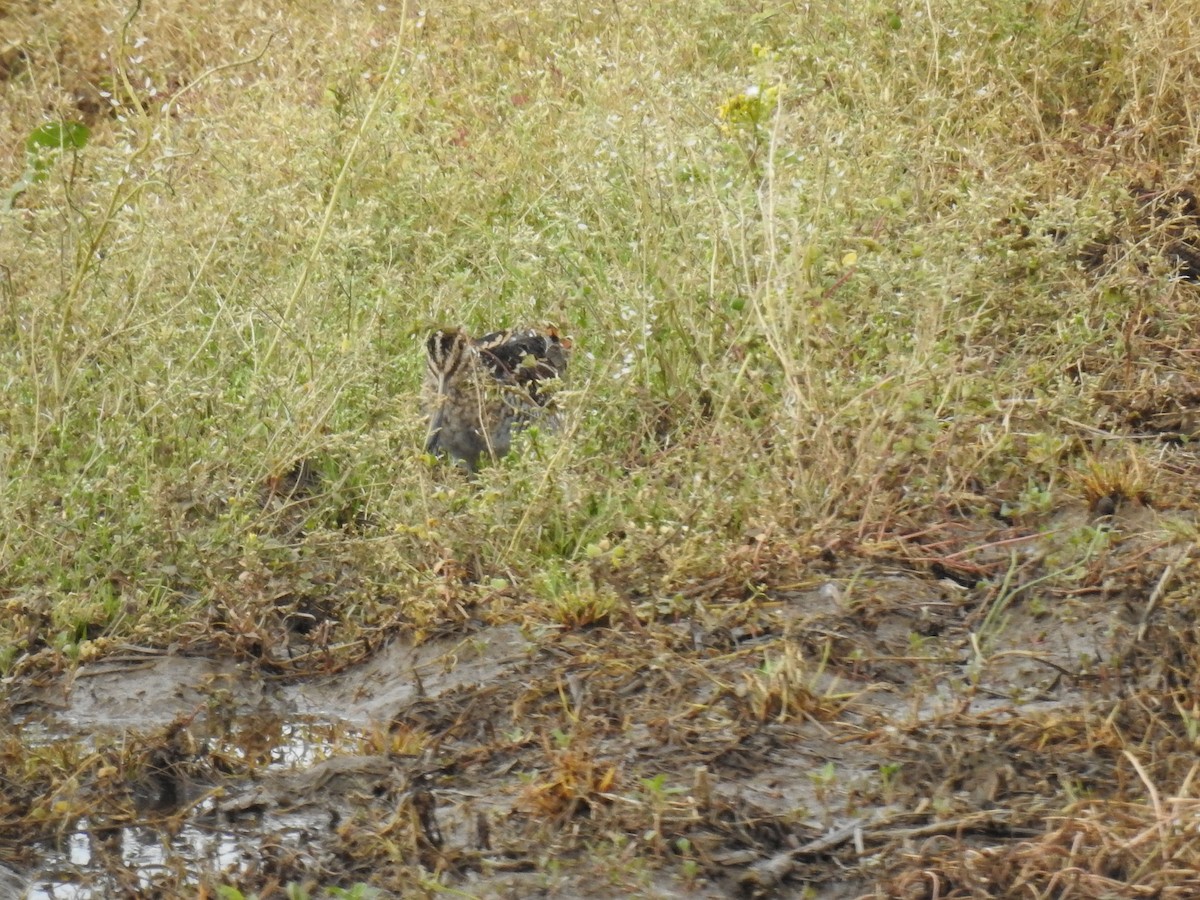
423;326;570;471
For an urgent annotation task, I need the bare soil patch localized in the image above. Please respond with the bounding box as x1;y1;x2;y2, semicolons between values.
6;501;1200;898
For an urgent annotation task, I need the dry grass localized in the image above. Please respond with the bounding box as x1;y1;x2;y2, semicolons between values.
5;0;1200;895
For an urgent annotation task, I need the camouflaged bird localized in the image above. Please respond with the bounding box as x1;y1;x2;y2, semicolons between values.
424;326;570;471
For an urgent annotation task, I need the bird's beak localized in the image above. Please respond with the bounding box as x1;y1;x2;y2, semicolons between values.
425;404;445;453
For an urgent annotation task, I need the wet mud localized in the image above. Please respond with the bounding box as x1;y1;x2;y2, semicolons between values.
4;506;1198;897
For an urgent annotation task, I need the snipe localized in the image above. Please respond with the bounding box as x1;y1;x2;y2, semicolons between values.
424;326;570;471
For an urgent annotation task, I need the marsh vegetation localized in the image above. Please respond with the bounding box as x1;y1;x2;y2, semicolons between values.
4;0;1200;896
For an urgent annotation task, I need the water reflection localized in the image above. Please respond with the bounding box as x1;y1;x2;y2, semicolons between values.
26;717;358;898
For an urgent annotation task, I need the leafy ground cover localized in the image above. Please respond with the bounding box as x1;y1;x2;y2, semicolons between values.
4;0;1200;896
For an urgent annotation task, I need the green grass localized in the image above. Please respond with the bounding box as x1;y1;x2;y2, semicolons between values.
2;0;1200;667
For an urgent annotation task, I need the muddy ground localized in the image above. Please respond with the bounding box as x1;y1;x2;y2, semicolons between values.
5;501;1200;898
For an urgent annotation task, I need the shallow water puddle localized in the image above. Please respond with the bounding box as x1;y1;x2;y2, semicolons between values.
28;812;242;899
12;627;535;896
22;716;357;898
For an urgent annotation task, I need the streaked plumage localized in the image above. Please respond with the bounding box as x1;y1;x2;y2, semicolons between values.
424;326;569;471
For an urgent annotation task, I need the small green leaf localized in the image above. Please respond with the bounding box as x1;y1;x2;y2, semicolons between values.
641;773;667;792
26;121;91;155
27;158;52;184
